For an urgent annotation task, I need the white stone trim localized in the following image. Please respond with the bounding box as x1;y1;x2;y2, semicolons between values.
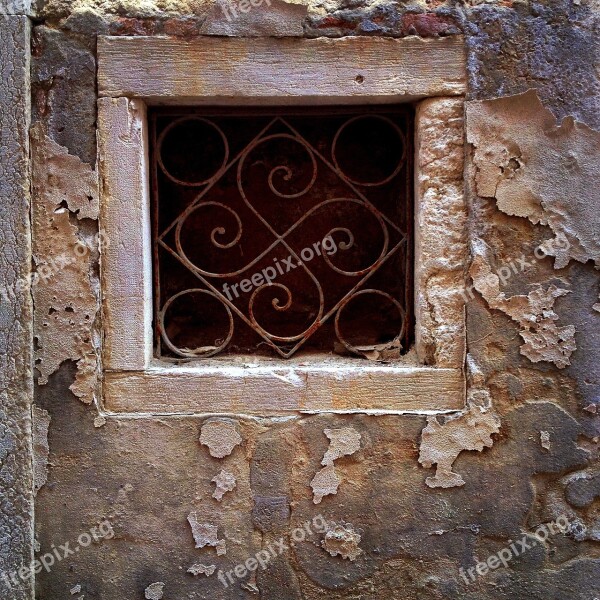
104;363;464;413
96;37;468;415
97;35;466;105
98;98;153;371
414;97;467;368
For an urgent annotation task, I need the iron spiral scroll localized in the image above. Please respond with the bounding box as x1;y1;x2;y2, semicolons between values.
151;109;413;359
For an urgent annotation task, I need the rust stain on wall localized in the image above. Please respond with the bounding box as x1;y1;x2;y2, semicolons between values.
31;124;100;404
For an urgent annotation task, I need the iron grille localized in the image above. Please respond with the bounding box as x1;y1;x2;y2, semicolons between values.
150;107;414;359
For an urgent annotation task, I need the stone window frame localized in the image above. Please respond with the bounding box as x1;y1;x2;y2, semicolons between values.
97;35;468;415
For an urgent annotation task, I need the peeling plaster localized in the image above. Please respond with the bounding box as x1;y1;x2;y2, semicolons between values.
32;405;50;496
31;124;100;403
540;430;551;451
418;356;501;488
144;582;164;600
199;419;242;458
321;427;361;466
310;464;340;504
211;469;236;501
187;512;226;555
321;522;362;561
470;237;576;368
187;563;216;576
309;427;361;502
467;89;600;311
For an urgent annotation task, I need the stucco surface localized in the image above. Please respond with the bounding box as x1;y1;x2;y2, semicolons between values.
7;0;600;598
0;15;34;600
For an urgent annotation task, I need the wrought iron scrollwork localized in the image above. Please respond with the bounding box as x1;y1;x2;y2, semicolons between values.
152;110;412;359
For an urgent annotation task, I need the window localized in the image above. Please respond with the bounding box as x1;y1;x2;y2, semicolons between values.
150;107;414;360
97;35;467;414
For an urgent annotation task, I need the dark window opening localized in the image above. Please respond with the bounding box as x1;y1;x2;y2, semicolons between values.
150;106;414;360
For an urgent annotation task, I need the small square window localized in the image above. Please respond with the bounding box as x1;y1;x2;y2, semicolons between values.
97;35;467;413
150;108;414;360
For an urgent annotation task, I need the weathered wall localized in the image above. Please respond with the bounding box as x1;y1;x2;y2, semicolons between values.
5;0;599;598
0;14;34;600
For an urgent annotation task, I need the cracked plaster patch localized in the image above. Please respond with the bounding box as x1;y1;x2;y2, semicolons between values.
321;427;361;465
199;419;242;458
321;522;362;561
310;427;361;503
467;89;600;311
211;469;236;501
187;512;226;555
144;582;164;600
540;430;551;451
187;563;216;576
419;356;501;488
311;464;340;504
470;237;576;368
31;124;100;403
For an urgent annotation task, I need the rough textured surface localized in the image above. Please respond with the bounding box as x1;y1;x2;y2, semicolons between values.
470;237;577;369
321;427;361;465
467;90;600;271
200;419;242;458
32;406;50;495
187;562;216;576
0;0;32;15
211;469;237;501
31;124;100;403
415;97;467;367
321;522;362;561
13;1;600;600
187;512;227;554
97;35;467;102
419;393;501;488
310;463;341;504
31;26;97;164
144;581;164;599
97;97;153;371
199;0;307;36
467;89;600;325
0;16;34;600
